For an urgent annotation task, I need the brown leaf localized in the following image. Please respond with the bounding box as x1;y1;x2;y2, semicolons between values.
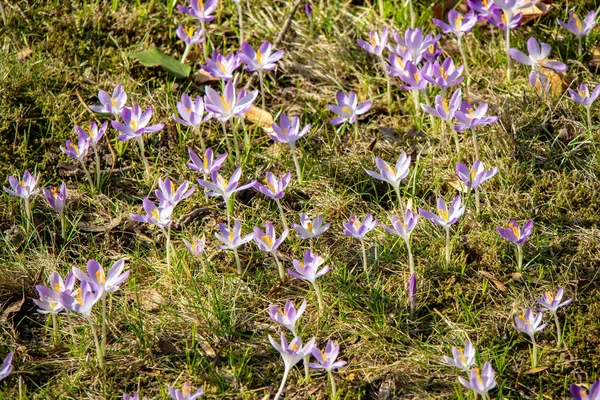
478;270;507;292
194;69;219;83
533;70;566;96
448;179;468;193
77;216;121;233
157;337;180;354
245;106;273;128
520;3;550;25
196;336;217;358
524;366;548;375
589;45;600;68
17;48;33;61
136;289;165;313
0;295;25;324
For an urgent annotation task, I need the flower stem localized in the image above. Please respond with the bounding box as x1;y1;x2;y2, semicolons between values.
353;122;359;142
378;54;392;111
361;240;368;274
51;313;58;345
181;44;191;64
517;244;523;271
328;369;337;400
87;317;104;368
233;247;242;274
24;197;31;231
578;36;582;58
304;355;310;382
163;226;171;269
92;145;101;192
60;212;66;240
587;106;592;129
291;147;303;184
231;122;241;165
79;160;95;193
531;335;538;368
554;312;563;348
136;137;151;180
412;90;420;117
312;281;324;311
475;187;481;216
201;20;208;59
505;24;511;82
458;36;471;86
235;0;243;46
196;126;206;153
405;239;415;276
220;121;235;166
471;127;480;161
394;186;404;214
274;367;290;400
273;251;285;280
101;293;107;359
275;198;288;231
258;69;266;110
378;0;384;19
226;197;232;226
445;227;451;270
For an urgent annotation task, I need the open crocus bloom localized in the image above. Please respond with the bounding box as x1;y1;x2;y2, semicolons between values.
328;91;372;125
307;340;347;371
534;287;573;314
568;83;600;108
496;220;533;245
239;41;284;72
4;170;39;200
364;152;411;191
342;214;378;240
433;9;478;39
455;160;498;189
509;37;567;89
570;381;600;400
357;27;389;56
201;50;242;81
443;340;476;371
458;362;497;398
167;382;205;400
557;10;596;38
177;0;217;22
418;196;465;228
89;84;127;117
72;259;129;294
293;214;330;239
112;105;164;141
513;308;546;338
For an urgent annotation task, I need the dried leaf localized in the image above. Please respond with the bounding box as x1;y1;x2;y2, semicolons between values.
0;295;25;324
196;336;217;358
533;70;566;96
77;217;121;233
17;48;33;61
479;270;507;292
406;197;413;211
245;106;273;127
136;289;165;313
520;3;550;25
448;179;468;193
589;45;600;69
194;69;220;83
524;366;548;375
157;337;180;354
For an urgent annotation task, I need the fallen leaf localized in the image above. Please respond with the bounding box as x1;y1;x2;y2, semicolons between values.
520;2;550;25
0;295;25;324
588;45;600;69
17;48;33;61
245;106;273;128
77;216;121;233
194;69;220;83
196;336;217;358
524;366;548;375
448;178;468;193
479;270;507;292
157;337;180;354
137;289;165;313
533;70;566;96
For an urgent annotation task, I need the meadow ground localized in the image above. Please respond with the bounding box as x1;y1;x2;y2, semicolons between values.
1;0;600;398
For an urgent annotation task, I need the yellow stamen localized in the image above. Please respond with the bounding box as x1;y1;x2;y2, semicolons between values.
470;168;477;181
278;307;287;317
261;235;273;247
370;34;378;46
87;123;96;139
198;0;204;12
217;61;226;72
95;270;106;285
51;186;59;199
151;209;159;220
342;107;351;114
217;175;228;188
20;180;26;186
264;179;277;194
428;44;435;54
442;98;449;113
474;368;483;383
482;0;487;7
439;67;448;80
320;349;329;361
544;291;554;302
290;343;299;352
501;13;506;26
350;217;360;230
74;289;83;306
384;164;397;176
579;89;587;97
69;142;79;155
171;182;177;195
185;26;195;38
509;221;520;238
395;55;405;68
438;208;449;221
110;97;117;108
573;14;582;31
219;96;231;112
256;50;262;63
203;153;209;170
54;283;61;292
307;221;313;233
455;15;464;29
229;231;234;241
130;120;138;131
413;72;420;83
466;107;475;119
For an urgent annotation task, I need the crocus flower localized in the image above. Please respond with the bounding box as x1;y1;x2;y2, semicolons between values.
459;362;497;398
399;61;433;92
557;11;596;38
422;57;464;92
408;273;416;315
328;91;372;125
176;25;205;46
535;287;573;347
568;83;600;128
418;196;465;229
357;27;389;56
215;221;254;250
177;0;217;23
305;2;312;19
514;308;546;367
308;340;347;371
33;271;76;315
253;222;288;253
269;299;307;336
269;333;316;400
0;353;13;381
43;182;67;214
204;80;258;122
288;250;330;285
293;214;330;239
183;235;206;257
342;214;378;240
433;10;478;39
496;220;533;245
487;6;522;29
387;52;411;77
421;89;462;125
202;50;242;81
72;259;129;294
254;172;292;200
75;121;107;147
89;84;127;117
112;105;164;142
168;382;204;400
197;167;255;222
365;152;410;205
454;102;498;131
389;28;440;65
129;199;174;228
443;340;476;371
4;170;39;200
239;41;284;72
491;0;536;25
270;114;311;149
61;131;90;161
187;147;227;175
467;0;496;19
509;37;567;90
570;381;600;400
423;42;443;63
456;161;498;189
381;209;419;274
59;281;103;318
173;94;210;131
155;178;195;208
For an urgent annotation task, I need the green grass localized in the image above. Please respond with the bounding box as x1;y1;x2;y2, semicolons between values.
1;0;600;398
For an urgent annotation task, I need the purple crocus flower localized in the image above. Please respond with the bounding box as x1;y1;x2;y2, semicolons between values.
89;84;127;117
328;91;372;125
269;333;316;400
61;131;90;161
168;382;204;400
293;214;330;239
487;6;522;29
270;114;311;149
4;169;39;200
535;287;573;314
43;182;67;214
557;11;596;38
59;281;103;318
491;0;536;24
433;10;478;39
509;37;568;89
422;57;464;92
467;0;496;19
308;340;347;371
357;27;389;56
419;196;465;228
514;308;546;338
364;152;411;200
422;42;443;63
568;83;600;108
183;235;206;257
129;198;174;228
455;160;498;189
112;105;164;142
305;2;312;19
421;89;462;123
381;209;419;242
33;271;76;314
288;250;330;285
201;50;242;81
0;353;13;381
204;81;258;122
155;178;195;208
496;220;533;245
239;41;284;72
173;94;210;129
187;147;227;175
399;61;434;92
387;52;411;77
570;381;600;400
269;299;307;336
342;214;377;240
177;0;217;23
72;259;129;294
75;121;107;147
389;28;440;65
254;172;292;200
176;25;205;46
443;340;476;371
454;102;498;131
458;362;497;398
215;221;254;250
253;222;288;252
197;167;255;207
